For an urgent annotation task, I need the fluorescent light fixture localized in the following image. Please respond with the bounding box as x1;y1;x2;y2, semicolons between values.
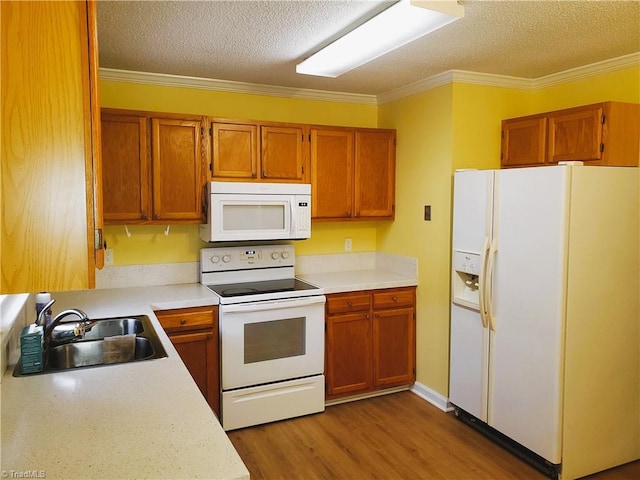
296;0;464;78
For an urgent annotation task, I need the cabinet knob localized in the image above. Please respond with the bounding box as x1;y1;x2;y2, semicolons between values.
141;213;148;220
180;319;187;325
347;301;353;307
392;296;398;302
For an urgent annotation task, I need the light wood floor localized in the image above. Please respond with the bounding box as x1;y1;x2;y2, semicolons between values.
228;391;640;480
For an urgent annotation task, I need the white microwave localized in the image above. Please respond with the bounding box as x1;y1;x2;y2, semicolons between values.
200;182;311;242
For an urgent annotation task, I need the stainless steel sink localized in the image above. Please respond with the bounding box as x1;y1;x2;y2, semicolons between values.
13;314;167;376
83;317;145;340
47;337;156;369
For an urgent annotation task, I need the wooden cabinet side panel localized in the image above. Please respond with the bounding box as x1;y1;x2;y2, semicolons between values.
84;0;103;274
354;130;396;218
601;102;640;166
1;1;91;292
101;114;150;222
212;123;258;179
151;118;203;221
311;128;354;219
326;312;373;396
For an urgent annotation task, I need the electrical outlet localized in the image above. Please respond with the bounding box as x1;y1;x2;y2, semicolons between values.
424;205;432;221
344;238;352;251
105;248;114;266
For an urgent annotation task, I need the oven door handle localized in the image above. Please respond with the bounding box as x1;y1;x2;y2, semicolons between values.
220;295;326;314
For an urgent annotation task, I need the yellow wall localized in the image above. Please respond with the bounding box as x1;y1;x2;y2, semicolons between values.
100;79;380;264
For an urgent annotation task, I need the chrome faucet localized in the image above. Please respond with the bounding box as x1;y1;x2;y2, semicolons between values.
37;299;96;347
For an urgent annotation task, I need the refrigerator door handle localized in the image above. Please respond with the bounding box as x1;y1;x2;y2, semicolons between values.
486;237;498;331
478;236;490;328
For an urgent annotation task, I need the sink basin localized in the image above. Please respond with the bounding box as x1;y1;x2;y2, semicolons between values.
83;317;144;340
13;314;167;376
47;337;156;369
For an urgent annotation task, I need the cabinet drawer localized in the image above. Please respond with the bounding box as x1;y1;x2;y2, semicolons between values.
326;293;371;315
155;306;215;332
373;288;415;310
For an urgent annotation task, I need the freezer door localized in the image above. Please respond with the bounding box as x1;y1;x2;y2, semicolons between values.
488;166;568;464
449;170;494;420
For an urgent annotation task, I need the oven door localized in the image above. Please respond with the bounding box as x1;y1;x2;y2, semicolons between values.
220;295;325;390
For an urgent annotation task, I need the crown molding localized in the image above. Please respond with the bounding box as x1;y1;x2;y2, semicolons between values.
378;52;640;103
99;68;378;106
376;70;533;104
100;52;639;107
531;52;640;89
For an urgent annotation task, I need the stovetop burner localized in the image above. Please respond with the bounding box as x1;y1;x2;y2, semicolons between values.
208;278;318;298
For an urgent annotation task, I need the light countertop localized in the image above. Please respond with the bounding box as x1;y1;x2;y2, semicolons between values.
1;284;249;480
298;269;417;294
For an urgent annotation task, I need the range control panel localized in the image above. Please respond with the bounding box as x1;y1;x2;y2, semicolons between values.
200;244;295;272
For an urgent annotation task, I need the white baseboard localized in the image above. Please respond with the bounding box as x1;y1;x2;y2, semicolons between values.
410;382;454;412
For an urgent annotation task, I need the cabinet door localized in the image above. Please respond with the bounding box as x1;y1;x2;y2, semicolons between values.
354;130;395;218
211;122;258;179
501;117;547;167
261;125;306;181
151;117;204;221
548;105;603;163
101;113;150;222
326;312;372;396
373;307;415;387
1;0;100;292
169;330;220;417
311;128;354;219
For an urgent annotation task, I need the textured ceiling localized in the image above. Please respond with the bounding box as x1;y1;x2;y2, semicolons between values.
97;0;640;96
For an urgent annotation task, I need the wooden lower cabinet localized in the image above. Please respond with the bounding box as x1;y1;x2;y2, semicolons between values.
325;287;416;400
155;306;219;417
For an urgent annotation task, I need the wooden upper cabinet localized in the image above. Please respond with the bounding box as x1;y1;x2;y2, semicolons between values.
354;130;396;219
501;117;547;167
211;122;258;178
311;127;396;221
311;128;354;219
101;109;206;224
101;113;150;222
548;105;604;163
151;117;204;221
261;125;305;181
210;120;308;183
501;102;640;168
1;0;103;292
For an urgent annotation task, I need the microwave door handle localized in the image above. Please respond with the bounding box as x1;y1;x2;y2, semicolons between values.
221;296;326;314
289;199;296;236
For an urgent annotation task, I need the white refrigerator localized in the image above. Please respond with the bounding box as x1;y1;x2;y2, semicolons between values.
449;164;640;480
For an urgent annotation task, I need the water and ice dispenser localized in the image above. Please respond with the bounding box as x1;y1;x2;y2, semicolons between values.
452;250;481;309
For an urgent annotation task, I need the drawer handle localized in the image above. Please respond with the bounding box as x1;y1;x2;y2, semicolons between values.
347;301;353;307
392;296;398;302
180;319;187;325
